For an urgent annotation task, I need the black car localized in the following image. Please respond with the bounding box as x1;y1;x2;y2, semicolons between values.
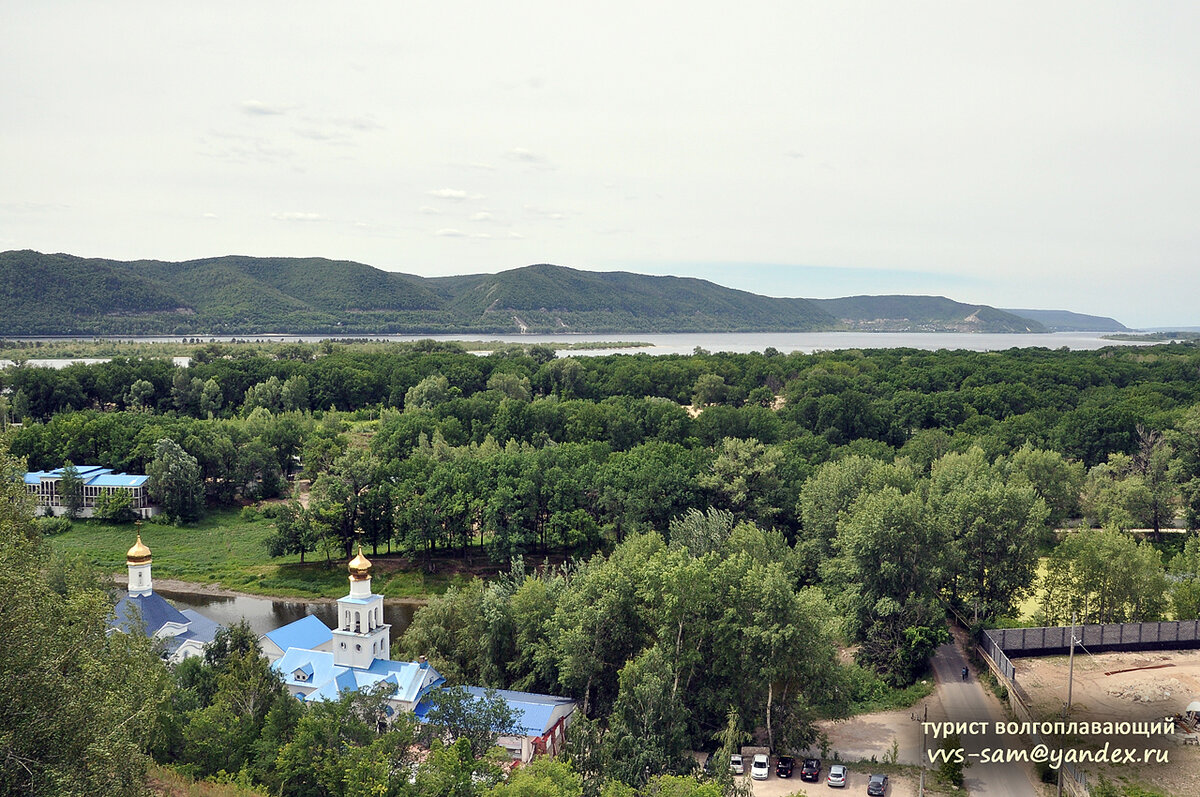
776;756;795;778
800;758;821;781
867;773;889;796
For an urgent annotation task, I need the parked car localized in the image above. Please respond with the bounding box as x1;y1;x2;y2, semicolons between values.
826;764;847;788
801;758;821;781
751;754;770;780
730;754;744;775
776;755;795;777
866;773;888;795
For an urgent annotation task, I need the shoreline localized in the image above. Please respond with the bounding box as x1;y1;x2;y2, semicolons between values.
112;574;429;606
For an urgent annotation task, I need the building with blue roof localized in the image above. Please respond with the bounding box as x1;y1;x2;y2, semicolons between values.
260;613;333;662
262;546;577;761
268;547;447;714
414;687;577;762
108;535;221;662
24;464;157;518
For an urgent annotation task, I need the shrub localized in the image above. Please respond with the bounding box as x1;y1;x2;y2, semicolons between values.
37;515;73;536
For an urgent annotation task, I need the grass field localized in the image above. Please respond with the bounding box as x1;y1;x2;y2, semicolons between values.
46;508;471;600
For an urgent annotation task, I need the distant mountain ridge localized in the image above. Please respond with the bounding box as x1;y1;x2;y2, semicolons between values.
0;250;1116;335
1001;308;1129;332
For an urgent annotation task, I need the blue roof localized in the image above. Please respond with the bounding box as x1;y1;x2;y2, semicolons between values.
91;474;149;487
263;614;333;652
24;466;149;487
178;609;221;645
272;648;445;704
414;687;576;737
111;592;189;635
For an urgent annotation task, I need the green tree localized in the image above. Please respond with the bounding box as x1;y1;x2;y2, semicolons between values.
930;448;1048;621
691;373;729;407
834;486;948;685
58;460;84;519
1041;529;1170;625
420;686;521;759
697;437;783;528
199;377;224;416
146;436;205;521
126;378;156;412
0;446;172;797
405;374;452;412
95;488;138;523
488;757;583;797
1168;537;1200;620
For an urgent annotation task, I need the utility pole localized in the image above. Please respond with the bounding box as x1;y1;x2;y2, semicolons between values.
1066;612;1077;715
1058;612;1077;797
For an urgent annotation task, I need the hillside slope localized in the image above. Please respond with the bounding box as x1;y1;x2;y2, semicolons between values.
1003;308;1129;332
812;295;1047;333
429;264;835;332
1;251;1078;335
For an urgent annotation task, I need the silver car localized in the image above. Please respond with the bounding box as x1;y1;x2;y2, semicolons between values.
827;763;847;788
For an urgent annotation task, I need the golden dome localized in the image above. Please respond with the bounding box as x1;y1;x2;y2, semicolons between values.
126;534;152;564
348;545;372;580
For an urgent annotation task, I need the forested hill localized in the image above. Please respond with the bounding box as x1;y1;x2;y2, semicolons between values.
1;250;1072;335
1001;308;1130;332
812;295;1045;333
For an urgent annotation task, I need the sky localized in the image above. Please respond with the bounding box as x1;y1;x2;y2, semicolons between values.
2;1;1198;328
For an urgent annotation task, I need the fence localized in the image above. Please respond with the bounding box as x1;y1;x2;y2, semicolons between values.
986;620;1200;658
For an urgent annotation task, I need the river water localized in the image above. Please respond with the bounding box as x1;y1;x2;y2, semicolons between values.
0;331;1163;368
157;589;419;639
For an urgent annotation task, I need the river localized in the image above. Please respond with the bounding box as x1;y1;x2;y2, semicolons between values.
157;588;420;639
0;331;1166;369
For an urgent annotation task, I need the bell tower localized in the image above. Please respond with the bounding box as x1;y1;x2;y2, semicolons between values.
332;546;390;669
126;534;153;596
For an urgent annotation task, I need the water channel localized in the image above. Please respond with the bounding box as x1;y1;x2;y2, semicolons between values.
157;588;420;639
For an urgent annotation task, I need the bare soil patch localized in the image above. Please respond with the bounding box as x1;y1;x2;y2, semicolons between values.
1016;649;1200;796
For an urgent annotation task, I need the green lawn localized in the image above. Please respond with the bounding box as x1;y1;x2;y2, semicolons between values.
46;508;469;600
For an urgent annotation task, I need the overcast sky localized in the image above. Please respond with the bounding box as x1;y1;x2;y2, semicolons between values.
3;2;1197;327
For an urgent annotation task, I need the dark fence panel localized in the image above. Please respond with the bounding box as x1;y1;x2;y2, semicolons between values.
987;620;1200;659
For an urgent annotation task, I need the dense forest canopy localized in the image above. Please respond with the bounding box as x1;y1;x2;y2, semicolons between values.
6;339;1200;795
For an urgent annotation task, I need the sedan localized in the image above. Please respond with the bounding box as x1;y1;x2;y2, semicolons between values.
866;773;888;796
827;764;847;788
751;754;770;780
730;754;744;775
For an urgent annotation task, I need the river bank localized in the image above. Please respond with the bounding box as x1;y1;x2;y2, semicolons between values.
111;573;429;606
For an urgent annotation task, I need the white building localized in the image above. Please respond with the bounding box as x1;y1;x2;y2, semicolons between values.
24;465;157;518
268;547;446;713
109;535;220;662
263;546;576;760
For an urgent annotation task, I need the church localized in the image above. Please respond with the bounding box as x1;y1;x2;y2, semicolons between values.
109;535;221;662
263;546;577;762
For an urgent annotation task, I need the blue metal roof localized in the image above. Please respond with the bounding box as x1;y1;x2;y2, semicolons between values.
111;592;190;635
91;474;149;487
263;614;333;652
272;648;445;704
24;465;149;487
414;686;576;737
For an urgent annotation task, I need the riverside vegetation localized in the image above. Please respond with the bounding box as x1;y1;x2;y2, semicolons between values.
5;339;1200;795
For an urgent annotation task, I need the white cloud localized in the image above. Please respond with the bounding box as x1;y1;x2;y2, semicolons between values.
419;206;441;214
506;148;554;168
470;211;493;222
433;228;467;237
470;232;492;239
428;188;470;200
239;100;291;116
272;212;324;222
202;212;218;219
